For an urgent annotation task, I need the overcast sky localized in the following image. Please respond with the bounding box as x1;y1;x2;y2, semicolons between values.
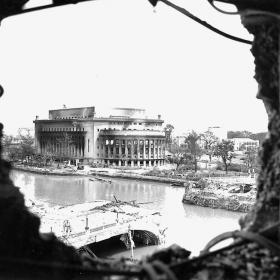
0;0;268;136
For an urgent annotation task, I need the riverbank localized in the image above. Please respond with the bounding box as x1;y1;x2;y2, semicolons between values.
13;164;256;188
182;178;257;212
12;164;191;185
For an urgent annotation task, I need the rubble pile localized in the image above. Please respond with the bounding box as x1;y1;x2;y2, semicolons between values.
182;179;257;212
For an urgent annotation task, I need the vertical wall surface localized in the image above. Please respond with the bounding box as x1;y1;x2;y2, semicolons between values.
240;10;280;234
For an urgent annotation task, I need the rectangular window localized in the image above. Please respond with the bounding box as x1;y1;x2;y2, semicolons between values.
88;139;90;152
116;140;119;146
110;140;114;145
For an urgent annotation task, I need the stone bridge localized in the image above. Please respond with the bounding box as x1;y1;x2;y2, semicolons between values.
58;215;163;248
35;200;165;249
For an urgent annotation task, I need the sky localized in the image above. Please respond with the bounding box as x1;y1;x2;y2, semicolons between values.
0;0;268;136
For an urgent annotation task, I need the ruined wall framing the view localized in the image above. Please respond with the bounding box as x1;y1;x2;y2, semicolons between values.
0;0;279;279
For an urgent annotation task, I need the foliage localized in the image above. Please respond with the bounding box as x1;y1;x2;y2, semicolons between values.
164;124;174;146
168;141;192;170
200;130;218;162
19;131;35;159
217;162;247;172
244;146;259;171
214;140;234;174
2;132;35;161
184;130;203;172
2;135;18;161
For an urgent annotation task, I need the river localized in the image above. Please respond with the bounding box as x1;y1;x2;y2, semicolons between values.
11;169;244;258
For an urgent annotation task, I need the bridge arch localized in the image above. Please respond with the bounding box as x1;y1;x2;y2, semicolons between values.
83;229;160;258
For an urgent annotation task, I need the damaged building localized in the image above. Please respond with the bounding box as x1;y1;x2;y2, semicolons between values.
34;106;166;167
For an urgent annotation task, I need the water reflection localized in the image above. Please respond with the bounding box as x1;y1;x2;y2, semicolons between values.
10;170;244;255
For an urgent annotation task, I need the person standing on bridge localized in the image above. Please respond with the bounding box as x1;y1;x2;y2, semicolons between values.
63;219;72;235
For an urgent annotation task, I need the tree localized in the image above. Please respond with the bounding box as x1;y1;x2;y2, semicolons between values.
164;124;174;149
2;134;14;155
2;132;35;162
169;141;191;170
244;146;259;173
18;131;35;160
184;130;202;173
214;140;234;174
200;130;218;162
1;134;19;161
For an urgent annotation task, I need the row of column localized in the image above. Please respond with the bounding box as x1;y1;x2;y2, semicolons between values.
104;159;165;167
39;132;85;158
102;138;165;160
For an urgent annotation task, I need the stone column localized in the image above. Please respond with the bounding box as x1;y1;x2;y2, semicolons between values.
75;134;78;157
108;141;111;160
124;139;127;156
119;139;122;159
79;136;82;157
113;143;116;161
143;140;146;160
131;142;134;160
137;140;140;159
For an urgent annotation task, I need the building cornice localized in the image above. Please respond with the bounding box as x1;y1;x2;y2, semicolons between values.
34;117;164;123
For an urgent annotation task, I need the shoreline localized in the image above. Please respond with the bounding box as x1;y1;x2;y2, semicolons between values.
12;165;190;185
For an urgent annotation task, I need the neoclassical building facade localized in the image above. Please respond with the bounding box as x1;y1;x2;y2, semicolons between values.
34;107;166;167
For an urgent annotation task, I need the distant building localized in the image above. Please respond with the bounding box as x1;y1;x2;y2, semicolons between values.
34;107;166;167
231;138;259;151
